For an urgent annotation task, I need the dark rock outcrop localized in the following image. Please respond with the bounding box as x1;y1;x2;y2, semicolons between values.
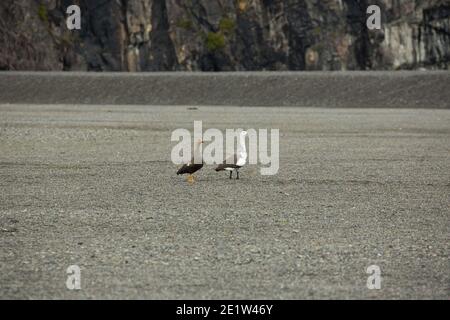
0;0;448;71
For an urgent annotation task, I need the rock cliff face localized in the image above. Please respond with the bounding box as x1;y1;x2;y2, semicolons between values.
0;0;448;71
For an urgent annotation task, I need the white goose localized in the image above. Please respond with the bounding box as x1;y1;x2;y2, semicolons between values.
215;131;247;179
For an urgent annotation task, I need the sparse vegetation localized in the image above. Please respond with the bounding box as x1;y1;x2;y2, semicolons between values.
205;32;226;51
176;18;193;30
59;31;75;48
203;17;236;52
313;26;322;36
219;17;236;34
37;4;48;23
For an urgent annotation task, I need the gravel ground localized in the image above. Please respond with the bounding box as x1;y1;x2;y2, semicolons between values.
1;71;449;108
0;104;449;299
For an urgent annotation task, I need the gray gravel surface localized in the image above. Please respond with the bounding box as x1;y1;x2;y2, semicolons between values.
0;104;449;299
1;71;449;108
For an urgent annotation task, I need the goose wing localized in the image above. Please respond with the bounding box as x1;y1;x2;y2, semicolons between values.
215;154;241;171
177;157;204;175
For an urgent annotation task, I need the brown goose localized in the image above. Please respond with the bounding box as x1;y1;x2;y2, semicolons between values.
177;139;203;183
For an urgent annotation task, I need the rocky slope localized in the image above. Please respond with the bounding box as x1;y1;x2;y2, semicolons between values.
0;0;449;71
